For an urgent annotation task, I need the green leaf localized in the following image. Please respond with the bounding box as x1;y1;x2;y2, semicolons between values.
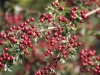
71;27;77;31
50;68;56;73
8;68;12;72
60;58;66;64
4;64;7;71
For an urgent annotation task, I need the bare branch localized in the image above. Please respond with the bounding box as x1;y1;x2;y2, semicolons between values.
85;7;100;17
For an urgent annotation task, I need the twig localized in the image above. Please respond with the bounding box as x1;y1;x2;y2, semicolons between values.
40;27;56;32
40;7;100;32
85;7;100;17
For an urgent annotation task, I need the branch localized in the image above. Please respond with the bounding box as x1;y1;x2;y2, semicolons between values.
85;7;100;17
40;7;100;32
40;27;56;32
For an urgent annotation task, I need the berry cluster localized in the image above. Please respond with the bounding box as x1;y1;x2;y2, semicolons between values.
0;16;42;71
79;49;100;75
0;12;24;31
4;12;23;25
66;0;100;7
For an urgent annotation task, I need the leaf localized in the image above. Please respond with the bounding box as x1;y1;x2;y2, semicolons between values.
50;68;56;73
13;60;18;65
4;64;12;72
8;68;12;72
4;64;7;71
71;27;77;31
60;58;66;64
34;37;38;43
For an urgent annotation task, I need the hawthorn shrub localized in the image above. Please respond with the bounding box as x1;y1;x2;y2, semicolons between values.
0;0;100;75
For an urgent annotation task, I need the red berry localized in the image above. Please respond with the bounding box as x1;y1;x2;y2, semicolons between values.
31;17;35;22
59;6;64;11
